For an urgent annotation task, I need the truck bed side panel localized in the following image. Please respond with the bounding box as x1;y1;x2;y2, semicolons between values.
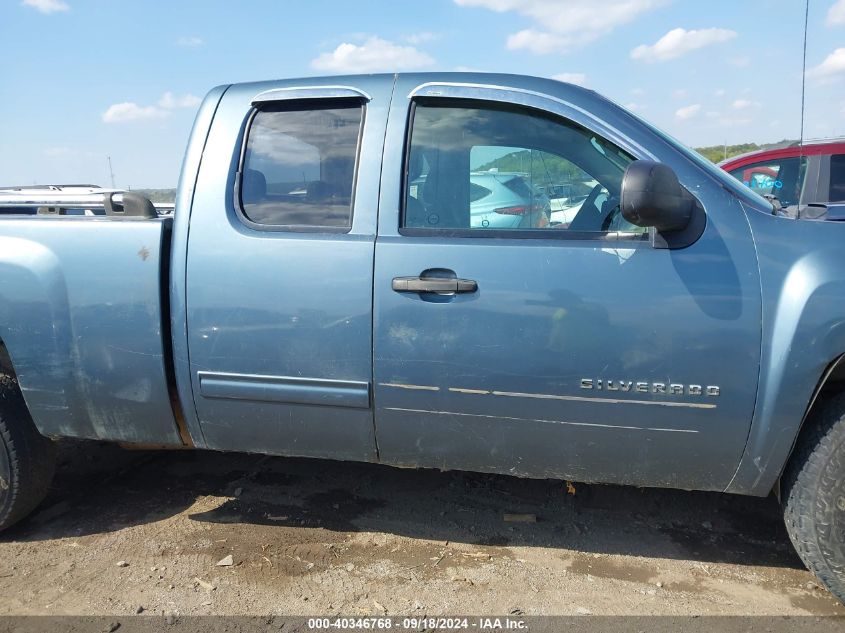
0;217;181;444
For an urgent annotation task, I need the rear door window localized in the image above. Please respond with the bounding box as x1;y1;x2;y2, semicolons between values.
239;102;363;229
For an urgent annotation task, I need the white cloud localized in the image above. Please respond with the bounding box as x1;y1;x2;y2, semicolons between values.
102;92;201;123
732;99;755;110
672;88;688;99
827;0;845;26
624;102;645;112
311;36;434;73
102;103;168;123
455;0;666;54
404;32;438;44
506;30;561;54
22;0;68;14
552;72;587;86
807;48;845;81
714;88;726;97
631;87;645;96
158;92;201;109
176;36;203;48
675;104;701;120
631;27;737;62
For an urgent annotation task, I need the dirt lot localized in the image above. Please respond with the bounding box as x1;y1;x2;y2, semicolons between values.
0;439;842;617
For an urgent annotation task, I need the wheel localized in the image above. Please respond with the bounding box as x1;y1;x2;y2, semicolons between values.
0;374;55;532
782;392;845;603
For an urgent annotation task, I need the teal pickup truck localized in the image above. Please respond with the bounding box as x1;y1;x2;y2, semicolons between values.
2;73;845;602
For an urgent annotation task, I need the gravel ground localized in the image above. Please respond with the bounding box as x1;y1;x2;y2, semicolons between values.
0;439;842;617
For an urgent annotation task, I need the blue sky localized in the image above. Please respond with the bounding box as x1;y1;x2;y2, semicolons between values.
2;0;845;188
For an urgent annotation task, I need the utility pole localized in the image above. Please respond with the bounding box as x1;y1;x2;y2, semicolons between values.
107;156;116;189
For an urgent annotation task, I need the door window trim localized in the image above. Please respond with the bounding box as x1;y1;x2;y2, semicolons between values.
398;98;648;243
252;85;372;106
408;82;656;161
233;94;367;234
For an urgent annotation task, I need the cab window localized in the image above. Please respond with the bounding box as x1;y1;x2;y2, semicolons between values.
403;102;643;235
239;101;363;229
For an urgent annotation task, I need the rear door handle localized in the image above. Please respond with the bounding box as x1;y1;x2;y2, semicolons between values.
392;276;478;294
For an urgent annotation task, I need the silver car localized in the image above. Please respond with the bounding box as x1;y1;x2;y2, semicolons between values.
470;171;551;229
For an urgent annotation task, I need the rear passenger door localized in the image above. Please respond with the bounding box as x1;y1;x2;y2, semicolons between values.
185;80;391;459
372;78;762;491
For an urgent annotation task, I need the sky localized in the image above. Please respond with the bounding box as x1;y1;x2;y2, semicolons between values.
2;0;845;189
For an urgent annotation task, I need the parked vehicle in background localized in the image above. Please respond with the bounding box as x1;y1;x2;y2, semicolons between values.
467;171;550;229
0;184;104;193
0;184;175;216
548;179;599;226
0;184;110;215
720;139;845;217
5;73;845;604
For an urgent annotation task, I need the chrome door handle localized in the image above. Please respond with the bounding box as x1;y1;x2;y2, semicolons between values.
392;276;478;294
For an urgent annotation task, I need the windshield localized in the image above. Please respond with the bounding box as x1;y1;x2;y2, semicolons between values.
638;118;775;212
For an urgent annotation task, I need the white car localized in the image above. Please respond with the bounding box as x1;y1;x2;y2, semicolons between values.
548;180;600;227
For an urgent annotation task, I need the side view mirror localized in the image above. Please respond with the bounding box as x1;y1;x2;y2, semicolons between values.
620;160;705;248
620;160;692;232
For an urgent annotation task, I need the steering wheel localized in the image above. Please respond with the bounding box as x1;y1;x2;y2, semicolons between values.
567;183;606;232
600;198;621;231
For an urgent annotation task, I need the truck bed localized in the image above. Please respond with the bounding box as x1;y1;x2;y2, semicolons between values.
0;216;181;445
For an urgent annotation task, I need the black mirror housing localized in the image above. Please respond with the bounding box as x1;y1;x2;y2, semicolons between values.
620;160;693;233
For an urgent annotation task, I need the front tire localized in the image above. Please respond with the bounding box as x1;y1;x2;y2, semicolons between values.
0;375;55;532
783;393;845;603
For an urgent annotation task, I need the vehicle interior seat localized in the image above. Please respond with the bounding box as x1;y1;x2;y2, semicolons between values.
568;190;614;231
599;196;624;230
405;151;426;227
419;156;470;229
241;169;267;205
305;180;334;203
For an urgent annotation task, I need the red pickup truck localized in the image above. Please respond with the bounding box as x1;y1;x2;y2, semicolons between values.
720;139;845;215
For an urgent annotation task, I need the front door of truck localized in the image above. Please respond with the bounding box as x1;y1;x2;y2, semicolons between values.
185;80;391;459
372;78;762;490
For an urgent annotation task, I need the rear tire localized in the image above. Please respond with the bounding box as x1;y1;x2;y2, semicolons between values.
782;392;845;603
0;374;55;532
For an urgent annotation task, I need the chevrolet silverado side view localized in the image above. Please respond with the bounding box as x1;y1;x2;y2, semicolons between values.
2;73;845;602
